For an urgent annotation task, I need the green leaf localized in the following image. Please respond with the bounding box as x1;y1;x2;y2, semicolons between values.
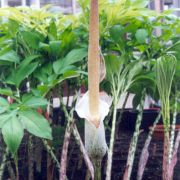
2;115;24;155
20;31;42;50
19;110;52;140
48;21;57;40
8;62;38;87
133;93;142;109
109;24;124;43
0;114;11;128
39;42;50;53
59;70;80;82
6;55;39;87
21;95;48;108
105;54;122;79
20;55;40;67
53;48;87;74
49;41;61;59
0;97;9;114
0;50;20;63
53;58;77;75
63;48;87;66
135;29;148;43
37;85;52;96
0;88;13;96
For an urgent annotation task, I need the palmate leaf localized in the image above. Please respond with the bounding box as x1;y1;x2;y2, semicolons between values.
20;30;43;50
21;94;48;108
7;55;39;87
0;108;52;155
53;48;87;75
19;110;52;140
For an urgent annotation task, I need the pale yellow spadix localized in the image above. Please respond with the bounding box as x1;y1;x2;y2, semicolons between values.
88;0;100;127
75;0;110;159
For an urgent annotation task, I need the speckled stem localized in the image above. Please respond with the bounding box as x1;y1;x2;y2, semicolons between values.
28;135;34;180
123;89;146;180
88;0;100;125
59;121;73;180
0;148;8;180
106;99;117;180
137;111;161;180
73;124;94;179
169;95;177;161
43;140;60;170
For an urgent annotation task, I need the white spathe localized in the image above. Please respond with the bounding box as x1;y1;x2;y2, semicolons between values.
75;91;110;158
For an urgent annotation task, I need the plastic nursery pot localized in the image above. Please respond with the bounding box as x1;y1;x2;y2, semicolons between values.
149;125;180;140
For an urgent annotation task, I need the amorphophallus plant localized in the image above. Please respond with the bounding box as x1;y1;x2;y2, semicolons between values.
75;0;109;178
155;54;177;180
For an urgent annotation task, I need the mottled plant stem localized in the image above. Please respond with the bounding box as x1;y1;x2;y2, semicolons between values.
106;92;129;180
123;89;146;180
105;98;117;180
59;121;73;180
117;93;130;126
116;93;130;139
162;94;178;180
28;135;34;180
14;155;19;180
169;95;177;161
163;133;170;180
168;130;180;179
92;158;101;180
137;111;161;180
73;124;94;179
43;140;60;169
0;148;8;180
59;92;94;179
7;161;16;180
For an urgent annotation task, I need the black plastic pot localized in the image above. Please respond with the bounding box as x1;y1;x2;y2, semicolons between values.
120;109;162;131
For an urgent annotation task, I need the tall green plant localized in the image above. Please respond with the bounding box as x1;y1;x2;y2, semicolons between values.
155;54;177;180
156;55;177;132
105;55;143;180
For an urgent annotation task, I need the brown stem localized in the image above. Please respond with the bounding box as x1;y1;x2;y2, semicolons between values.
168;130;180;180
137;111;161;180
73;124;94;179
59;122;73;180
7;161;16;180
47;141;54;180
162;134;170;180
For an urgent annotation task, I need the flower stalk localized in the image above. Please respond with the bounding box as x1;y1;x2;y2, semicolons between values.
88;0;100;127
